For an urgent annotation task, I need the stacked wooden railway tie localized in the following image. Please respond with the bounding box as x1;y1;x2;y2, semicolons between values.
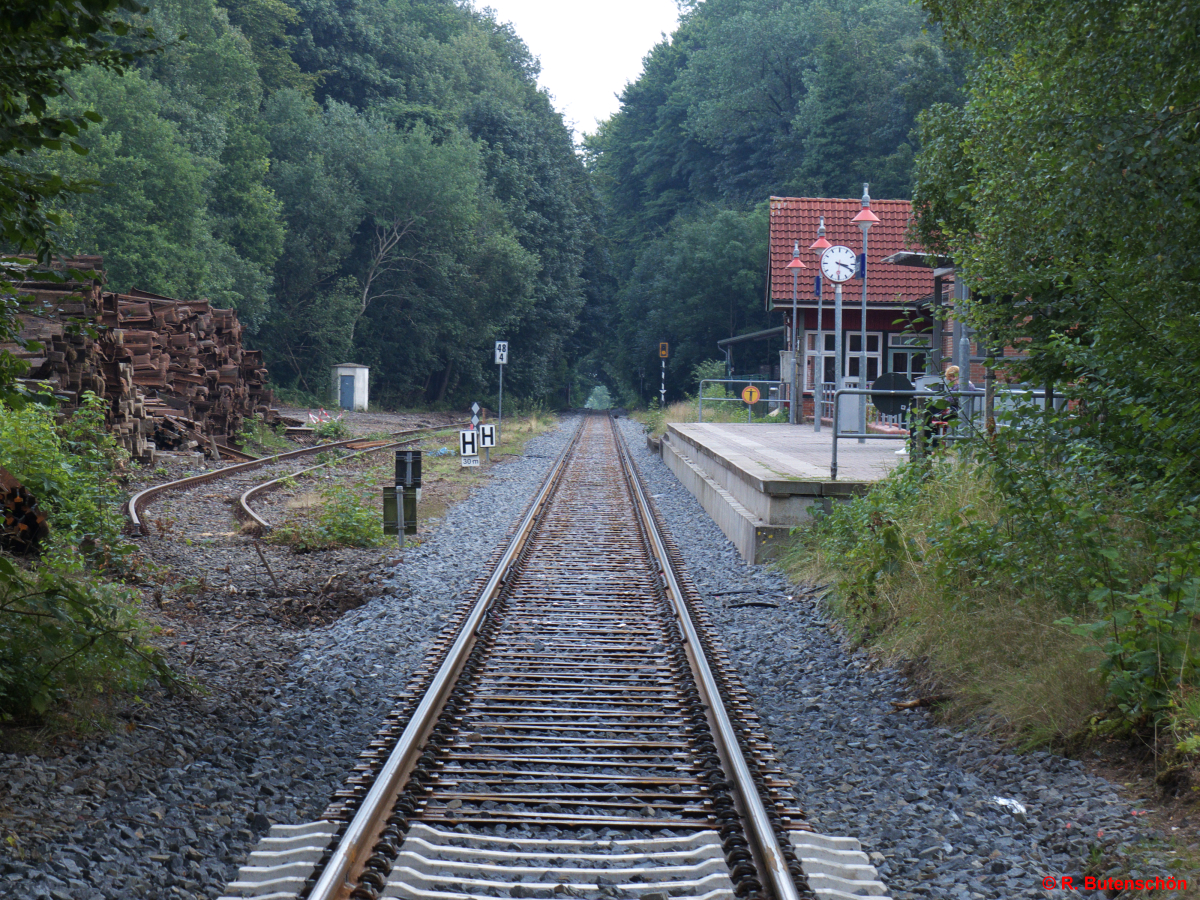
2;257;277;464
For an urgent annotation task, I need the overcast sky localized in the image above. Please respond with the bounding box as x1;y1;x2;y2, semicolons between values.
474;0;682;140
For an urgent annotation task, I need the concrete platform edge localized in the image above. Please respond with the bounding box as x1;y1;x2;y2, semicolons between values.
661;435;789;564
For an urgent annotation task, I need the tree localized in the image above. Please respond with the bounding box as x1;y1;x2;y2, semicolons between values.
0;0;156;406
0;1;155;254
911;0;1200;486
46;0;284;324
614;205;770;401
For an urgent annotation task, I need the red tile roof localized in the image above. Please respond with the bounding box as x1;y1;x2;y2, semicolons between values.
768;196;941;309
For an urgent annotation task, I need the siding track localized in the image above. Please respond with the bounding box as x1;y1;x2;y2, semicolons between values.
220;413;891;900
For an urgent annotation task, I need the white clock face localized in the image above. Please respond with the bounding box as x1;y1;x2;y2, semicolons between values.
821;245;858;283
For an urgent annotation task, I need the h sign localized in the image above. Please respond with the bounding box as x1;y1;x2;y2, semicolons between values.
479;424;497;448
495;341;509;365
459;430;478;457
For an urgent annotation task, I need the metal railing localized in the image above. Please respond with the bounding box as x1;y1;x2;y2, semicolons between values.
696;378;784;423
829;387;984;480
828;386;1065;479
817;381;904;427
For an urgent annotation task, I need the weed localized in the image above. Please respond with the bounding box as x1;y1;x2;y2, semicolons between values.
780;452;1111;746
269;481;384;551
237;417;290;454
313;418;350;441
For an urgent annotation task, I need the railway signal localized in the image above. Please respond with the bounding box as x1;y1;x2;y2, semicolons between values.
658;342;669;405
494;342;507;447
384;449;422;539
460;429;480;467
741;384;761;423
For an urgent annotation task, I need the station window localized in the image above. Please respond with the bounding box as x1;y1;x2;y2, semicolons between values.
845;333;882;384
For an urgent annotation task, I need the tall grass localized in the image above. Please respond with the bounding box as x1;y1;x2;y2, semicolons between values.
779;445;1200;750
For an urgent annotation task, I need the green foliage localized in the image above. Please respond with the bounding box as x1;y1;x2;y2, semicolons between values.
47;0;283;324
0;2;158;407
796;413;1200;735
641;399;666;436
911;0;1200;494
0;393;130;568
252;0;596;407
312;418;349;441
583;385;612;409
17;0;596;409
898;0;1200;732
692;359;729;398
269;480;384;551
0;554;169;722
221;0;316;95
612;205;775;403
237;416;290;453
0;1;157;256
0;394;170;722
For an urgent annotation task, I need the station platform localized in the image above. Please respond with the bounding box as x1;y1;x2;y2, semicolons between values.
659;423;903;563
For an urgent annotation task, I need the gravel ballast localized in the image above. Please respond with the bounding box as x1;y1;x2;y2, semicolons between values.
0;416;579;900
617;417;1177;900
0;412;1178;900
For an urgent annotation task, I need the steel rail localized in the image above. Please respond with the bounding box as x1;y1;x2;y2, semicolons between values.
237;436;426;531
304;417;585;900
126;422;464;534
613;421;803;900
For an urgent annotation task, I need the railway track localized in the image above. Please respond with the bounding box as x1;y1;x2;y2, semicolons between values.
127;422;463;534
219;413;890;900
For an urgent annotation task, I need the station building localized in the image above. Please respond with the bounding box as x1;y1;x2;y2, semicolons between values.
766;195;990;421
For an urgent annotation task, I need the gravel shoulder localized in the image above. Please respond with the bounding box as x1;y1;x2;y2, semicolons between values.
617;417;1184;900
0;412;578;900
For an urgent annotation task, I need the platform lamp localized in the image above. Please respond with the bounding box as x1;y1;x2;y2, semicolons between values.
851;185;880;443
785;242;807;425
809;217;832;432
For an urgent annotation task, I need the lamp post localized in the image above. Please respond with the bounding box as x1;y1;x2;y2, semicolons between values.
851;184;879;444
809;217;831;432
785;242;807;425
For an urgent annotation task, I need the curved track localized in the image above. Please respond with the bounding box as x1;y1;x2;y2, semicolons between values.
127;423;463;534
220;414;891;900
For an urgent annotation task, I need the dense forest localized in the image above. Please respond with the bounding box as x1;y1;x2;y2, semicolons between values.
587;0;966;402
10;0;967;409
41;0;600;407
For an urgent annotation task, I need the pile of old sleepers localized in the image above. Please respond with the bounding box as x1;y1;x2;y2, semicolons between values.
1;256;279;463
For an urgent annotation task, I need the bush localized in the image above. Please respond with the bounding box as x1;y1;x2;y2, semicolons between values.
0;555;169;720
0;393;130;568
269;480;384;551
783;416;1200;745
640;399;666;436
691;359;729;398
0;395;172;721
